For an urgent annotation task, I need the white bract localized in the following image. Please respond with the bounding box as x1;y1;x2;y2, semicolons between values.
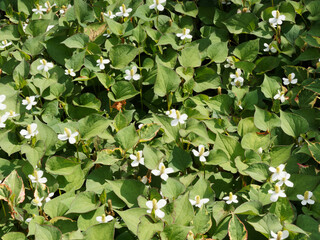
22;96;37;110
31;190;44;207
223;192;238;204
65;69;76;77
297;191;315;205
277;172;294;187
20;123;39;139
151;163;174;181
176;28;192;40
130;151;144;167
32;4;47;15
258;147;263;154
44;1;56;11
282;73;297;85
224;57;235;69
124;66;141;81
273;90;286;103
28;169;47;184
192;145;210;162
189;195;209;208
269;10;286;27
58;128;79;144
104;10;116;19
167;110;188;126
146;199;166;218
45;192;54;202
115;4;132;17
149;0;166;11
230;68;244;87
0;40;12;49
96;214;114;223
0;95;6;110
46;25;54;32
165;109;176;118
141;176;148;184
0;115;8;128
268;184;286;202
37;59;54;72
270;230;289;240
269;164;286;181
96;56;110;70
263;43;277;53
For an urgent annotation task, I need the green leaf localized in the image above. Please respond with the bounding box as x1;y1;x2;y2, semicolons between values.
138;124;161;142
207;41;228;63
67;191;99;214
62;33;89;49
172;193;194;225
178;45;201;68
241;133;270;151
244;163;269;182
46;156;80;175
247;213;282;235
21;141;45;167
116;208;148;235
260;75;280;99
296;215;320;240
280;110;309;138
224;13;258;34
154;64;181;97
228;215;248;240
109;45;139;69
254;106;280;131
237;117;259;137
270;197;294;223
269;145;293;167
107;179;146;208
74;0;95;24
2;232;26;240
84;220;115;240
192;208;212;235
34;224;62;240
106;18;124;35
168;146;192;171
194;67;220;92
44;192;75;218
234;201;262;216
254;57;280;73
215;133;244;160
3;170;25;205
160;224;192;240
161;178;186;199
78;114;111;140
306;141;320;163
143;145;163;170
114;124;139;151
137;215;164;240
73;93;101;110
94;149;122;166
174;2;198;18
108;81;139;102
233;39;260;62
152;114;179;143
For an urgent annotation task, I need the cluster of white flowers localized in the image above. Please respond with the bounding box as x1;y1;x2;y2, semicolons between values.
166;109;188;126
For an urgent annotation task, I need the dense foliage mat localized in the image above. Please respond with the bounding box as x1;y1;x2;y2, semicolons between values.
0;0;320;239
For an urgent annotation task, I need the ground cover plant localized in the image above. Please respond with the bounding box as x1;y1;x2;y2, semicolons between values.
0;0;319;239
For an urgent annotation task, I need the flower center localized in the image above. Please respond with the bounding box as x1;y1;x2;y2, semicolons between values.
199;147;205;156
304;191;309;200
65;128;71;137
235;71;240;78
68;69;72;74
195;195;201;204
183;28;187;35
229;192;233;200
36;4;40;10
156;0;160;5
276;10;280;19
152;199;158;210
122;4;126;13
236;79;241;87
41;59;47;65
130;68;134;76
277;231;282;240
3;40;7;45
160;164;166;174
27;125;32;134
108;10;112;16
176;110;181;119
46;1;50;8
276;166;281;173
9;110;14;116
282;176;286;182
101;214;106;222
26;97;31;103
275;185;280;193
100;56;104;64
288;74;292;82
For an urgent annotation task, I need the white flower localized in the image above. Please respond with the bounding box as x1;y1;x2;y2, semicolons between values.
146;198;166;218
176;28;192;40
130;151;144;167
224;57;235;69
138;123;144;129
268;184;286;202
44;1;56;11
0;95;6;110
273;90;286;103
46;25;55;32
96;56;110;70
141;176;148;184
59;4;71;14
269;10;286;27
124;66;141;81
0;115;8;128
223;192;238;204
192;145;210;162
45;192;54;202
115;4;132;17
169;110;188;126
31;190;44;207
32;4;47;15
297;191;315;205
282;73;297;85
20;123;39;139
269;164;286;181
263;43;277;53
37;59;54;72
151;162;174;181
149;0;166;11
270;230;289;240
165;109;177;118
277;172;293;188
23;20;29;32
189;195;209;208
96;214;114;223
221;0;231;5
230;68;244;87
0;40;12;49
28;169;47;184
22;96;37;110
104;10;116;19
258;147;263;154
25;217;33;223
65;69;76;77
5;110;19;118
58;128;79;144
